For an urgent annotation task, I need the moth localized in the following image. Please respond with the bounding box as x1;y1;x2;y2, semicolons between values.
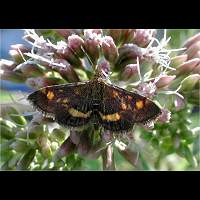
28;71;161;132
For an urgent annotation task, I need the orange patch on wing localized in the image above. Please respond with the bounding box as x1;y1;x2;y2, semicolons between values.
127;95;132;100
112;90;119;98
47;91;55;100
136;100;144;110
121;103;127;110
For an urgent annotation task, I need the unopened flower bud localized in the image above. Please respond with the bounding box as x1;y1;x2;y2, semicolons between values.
192;51;200;59
9;49;24;64
157;108;171;123
55;29;75;39
122;64;138;79
37;135;52;158
15;63;45;77
10;140;30;153
54;137;76;161
68;34;85;57
11;44;30;53
174;96;185;111
184;41;200;59
137;82;157;98
101;130;114;143
121;29;136;44
70;130;81;145
155;75;176;88
101;36;118;63
97;59;110;76
107;29;123;46
0;125;15;139
116;44;143;70
1;70;26;83
51;128;67;142
170;54;188;67
77;134;91;157
26;76;63;89
6;106;27;126
133;29;156;47
28;123;45;139
83;38;100;65
176;58;200;75
0;59;16;71
180;74;200;92
193;62;200;74
53;59;80;82
183;32;200;49
57;46;83;68
118;148;139;167
187;89;200;105
16;148;36;170
102;145;115;170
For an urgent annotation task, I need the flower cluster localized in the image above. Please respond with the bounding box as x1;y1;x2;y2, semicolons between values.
0;29;199;170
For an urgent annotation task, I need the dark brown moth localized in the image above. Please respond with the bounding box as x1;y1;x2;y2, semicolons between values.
28;71;161;132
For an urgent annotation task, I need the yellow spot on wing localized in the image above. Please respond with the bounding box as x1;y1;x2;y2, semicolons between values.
136;100;144;110
99;112;121;121
62;98;69;104
68;108;91;118
47;91;54;100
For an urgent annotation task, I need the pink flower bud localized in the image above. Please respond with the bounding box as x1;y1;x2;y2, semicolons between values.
122;64;138;79
176;58;200;75
101;36;118;63
193;62;200;74
1;70;26;83
107;29;123;46
97;59;110;76
26;77;62;89
54;137;76;160
185;41;200;59
118;148;139;167
137;82;157;98
9;50;24;64
53;59;80;82
170;55;188;67
174;96;185;111
57;46;83;68
121;29;136;44
55;29;75;39
68;34;85;57
0;59;16;70
11;44;31;53
157;108;171;123
155;75;176;88
83;39;100;65
183;32;200;49
77;134;91;157
133;29;156;47
101;130;114;143
15;63;45;77
116;44;143;69
102;145;115;170
70;130;81;145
